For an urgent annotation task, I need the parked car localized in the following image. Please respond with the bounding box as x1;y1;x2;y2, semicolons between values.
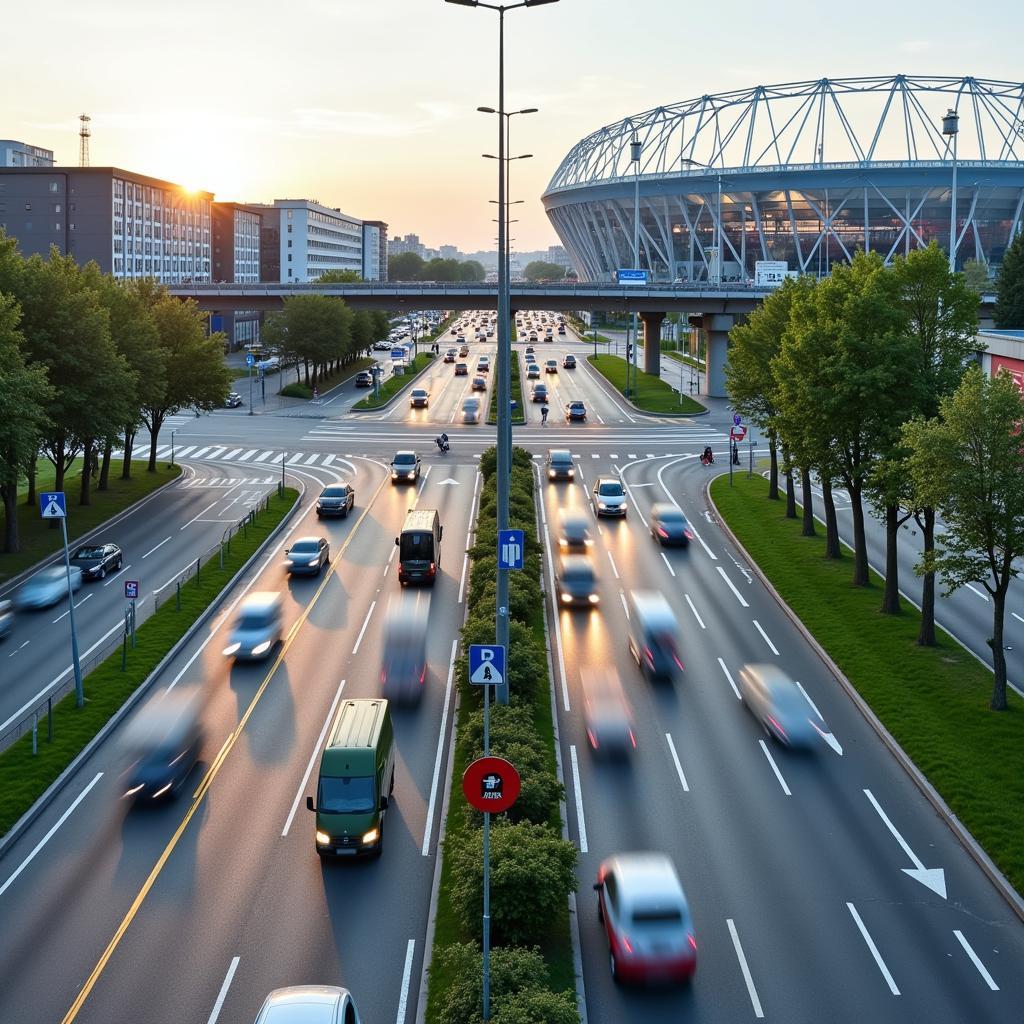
409;388;430;408
253;986;361;1024
354;370;373;388
15;565;83;610
390;450;421;484
649;503;693;546
224;392;243;408
70;542;123;581
737;664;820;747
593;477;627;516
563;354;577;369
566;400;587;422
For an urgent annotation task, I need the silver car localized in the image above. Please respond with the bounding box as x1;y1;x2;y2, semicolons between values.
254;986;361;1024
223;591;283;660
15;565;83;610
462;397;481;424
593;477;627;517
737;663;819;747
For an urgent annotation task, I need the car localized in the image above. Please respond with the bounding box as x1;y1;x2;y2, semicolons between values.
477;358;490;373
566;400;587;422
354;370;373;388
545;360;558;374
472;376;487;391
526;364;541;380
531;383;549;403
556;554;599;608
595;852;697;985
0;599;14;641
563;354;577;369
454;362;469;376
593;477;627;516
70;542;123;581
487;329;494;337
737;664;820;747
444;349;457;363
390;450;421;483
525;346;535;355
557;509;592;550
529;333;538;342
223;591;283;660
253;986;361;1024
316;483;355;518
582;667;635;755
627;590;683;679
546;449;575;481
373;340;392;350
459;345;469;357
15;565;83;610
649;503;693;546
543;333;554;342
457;335;467;344
524;353;536;365
558;325;566;335
121;689;206;801
519;330;527;338
462;397;481;423
380;596;429;704
409;388;430;408
224;392;243;408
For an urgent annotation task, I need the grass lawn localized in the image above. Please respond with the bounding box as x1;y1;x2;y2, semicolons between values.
587;354;705;414
0;487;299;837
665;350;705;371
711;473;1024;895
1;462;183;585
278;357;376;399
352;353;436;410
486;349;527;426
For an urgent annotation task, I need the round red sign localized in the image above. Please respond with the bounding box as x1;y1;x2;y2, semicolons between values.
463;756;521;814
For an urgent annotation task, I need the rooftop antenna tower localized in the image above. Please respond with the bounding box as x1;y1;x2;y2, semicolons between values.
78;113;91;167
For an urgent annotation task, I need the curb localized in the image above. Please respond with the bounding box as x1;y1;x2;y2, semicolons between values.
0;483;305;863
705;478;1024;924
351;355;439;413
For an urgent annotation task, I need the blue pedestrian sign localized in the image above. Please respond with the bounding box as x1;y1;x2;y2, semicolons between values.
391;347;406;362
498;529;525;570
617;268;648;286
469;644;506;688
39;491;67;519
246;351;255;367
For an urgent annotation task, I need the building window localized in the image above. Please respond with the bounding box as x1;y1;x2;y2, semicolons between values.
54;204;62;213
287;240;292;248
49;182;58;193
24;204;31;211
55;223;61;231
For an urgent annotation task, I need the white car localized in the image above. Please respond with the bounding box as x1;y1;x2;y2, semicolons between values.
15;565;83;610
593;477;628;517
254;986;361;1024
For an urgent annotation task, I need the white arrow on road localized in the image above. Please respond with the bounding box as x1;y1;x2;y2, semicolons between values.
864;789;947;898
437;478;460;486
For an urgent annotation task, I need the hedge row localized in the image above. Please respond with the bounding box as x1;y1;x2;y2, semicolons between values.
428;445;578;1024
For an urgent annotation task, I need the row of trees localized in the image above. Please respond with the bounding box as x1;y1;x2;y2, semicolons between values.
727;241;1024;711
388;252;486;283
522;260;574;283
0;232;230;554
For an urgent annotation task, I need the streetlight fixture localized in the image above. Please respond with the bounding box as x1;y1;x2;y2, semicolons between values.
942;107;960;272
628;133;641;398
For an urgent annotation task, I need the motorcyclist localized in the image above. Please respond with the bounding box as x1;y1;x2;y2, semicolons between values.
701;446;714;465
436;432;450;454
541;403;549;426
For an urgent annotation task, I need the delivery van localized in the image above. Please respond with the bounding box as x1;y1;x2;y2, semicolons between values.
396;509;443;585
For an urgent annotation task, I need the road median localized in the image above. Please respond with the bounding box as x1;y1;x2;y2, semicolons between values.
352;353;437;411
586;353;705;415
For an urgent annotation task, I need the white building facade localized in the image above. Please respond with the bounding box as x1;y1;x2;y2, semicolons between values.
0;140;54;167
272;199;363;281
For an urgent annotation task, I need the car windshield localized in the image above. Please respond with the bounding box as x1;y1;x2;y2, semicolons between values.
570;402;584;410
394;454;416;466
659;508;685;523
632;906;684;925
322;486;346;497
73;546;105;559
237;609;275;629
318;775;375;814
598;482;623;496
551;453;572;464
290;540;319;554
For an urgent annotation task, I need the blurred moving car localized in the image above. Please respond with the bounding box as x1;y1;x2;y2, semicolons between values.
472;376;487;392
595;853;697;984
316;483;355;518
285;536;330;575
380;596;429;703
444;348;457;363
122;689;206;801
649;503;693;546
737;664;820;747
409;388;430;408
454;362;469;376
546;449;575;481
531;383;549;403
354;370;373;388
566;400;587;422
459;345;470;358
70;542;123;581
0;599;13;641
627;591;683;679
562;354;577;368
224;392;243;408
581;667;635;755
593;477;627;516
557;509;592;550
390;451;421;483
253;986;361;1024
15;565;82;610
223;591;283;660
556;554;599;608
462;397;481;424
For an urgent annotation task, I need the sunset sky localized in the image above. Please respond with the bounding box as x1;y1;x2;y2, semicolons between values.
4;0;1019;253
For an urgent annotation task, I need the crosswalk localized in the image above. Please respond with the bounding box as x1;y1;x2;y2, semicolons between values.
115;444;344;470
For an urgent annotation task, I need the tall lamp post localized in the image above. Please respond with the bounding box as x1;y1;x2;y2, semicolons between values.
446;4;559;1022
942;107;960;273
629;133;641;397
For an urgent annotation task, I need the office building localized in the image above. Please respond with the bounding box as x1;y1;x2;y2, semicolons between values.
211;202;263;349
0;140;54;167
247;199;363;281
362;220;388;281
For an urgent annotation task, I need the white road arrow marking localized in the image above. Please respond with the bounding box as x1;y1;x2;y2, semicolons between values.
437;478;460;486
864;789;947;898
811;721;843;755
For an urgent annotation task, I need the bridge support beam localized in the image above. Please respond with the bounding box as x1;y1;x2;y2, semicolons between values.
706;314;733;398
640;311;665;377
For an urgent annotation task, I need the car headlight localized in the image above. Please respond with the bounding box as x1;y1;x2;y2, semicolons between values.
561;593;572;603
362;827;380;845
223;642;241;656
589;594;600;603
598;502;608;509
548;470;556;478
316;830;331;845
252;641;272;655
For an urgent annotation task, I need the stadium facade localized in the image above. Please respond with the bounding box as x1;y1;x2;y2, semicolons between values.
542;76;1024;284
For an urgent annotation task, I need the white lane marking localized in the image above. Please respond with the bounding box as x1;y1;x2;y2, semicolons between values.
758;739;792;795
141;535;172;559
752;619;780;655
665;733;690;792
205;956;241;1024
610;453;619;460
102;562;132;586
794;680;824;721
847;903;900;995
417;464;433;495
175;445;197;457
718;657;742;699
591;453;599;459
179;499;219;530
0;772;104;899
686;521;716;559
423;639;458;856
627;453;637;459
864;788;947;898
458;552;470;604
965;582;989;602
534;464;570;712
282;678;347;837
654;457;718;559
387;544;397;566
629;481;654;487
322;454;335;467
223;449;243;460
351;600;377;654
303;452;319;466
191;446;212;459
593;409;605;424
288;453;304;464
660;551;677;577
395;939;416;1024
727;918;765;1018
684;593;706;629
606;550;620;579
1012;612;1024;625
569;745;588;853
619;590;630;621
953;930;999;991
254;451;274;462
716;566;749;607
52;592;92;623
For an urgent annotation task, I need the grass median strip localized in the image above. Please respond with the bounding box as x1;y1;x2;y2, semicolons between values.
710;473;1024;895
279;357;376;399
486;349;526;426
352;353;436;410
587;353;705;414
0;487;299;838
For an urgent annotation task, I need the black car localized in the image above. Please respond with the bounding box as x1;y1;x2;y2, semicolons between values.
531;383;549;403
70;542;123;581
316;483;355;518
650;502;693;546
355;370;373;388
391;450;421;484
563;354;577;369
566;400;587;421
224;392;243;408
455;362;469;376
472;376;487;391
285;536;330;575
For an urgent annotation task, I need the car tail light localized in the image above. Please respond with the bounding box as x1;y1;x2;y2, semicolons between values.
419;666;426;684
673;653;684;671
587;728;598;749
429;562;436;574
644;646;654;666
768;715;786;739
629;729;636;749
684;529;694;540
688;933;697;951
657;527;669;538
621;936;634;955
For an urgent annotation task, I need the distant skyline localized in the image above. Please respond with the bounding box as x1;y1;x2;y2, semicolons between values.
5;0;1021;252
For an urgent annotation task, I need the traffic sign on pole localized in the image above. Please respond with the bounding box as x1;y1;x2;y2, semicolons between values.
463;756;521;814
497;529;524;571
469;645;506;687
730;424;747;441
39;491;67;519
246;351;255;367
124;580;139;600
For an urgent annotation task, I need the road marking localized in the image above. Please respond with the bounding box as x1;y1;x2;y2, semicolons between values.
1013;612;1024;625
282;678;347;837
660;551;677;577
254;451;273;462
752;619;779;655
224;449;243;460
965;582;989;602
237;449;257;461
423;639;458;856
716;566;749;607
418;464;432;494
627;453;637;459
205;956;240;1024
718;657;741;698
591;453;599;459
206;447;227;460
953;930;999;990
0;772;104;900
395;939;416;1024
793;680;824;720
684;593;706;629
609;453;618;460
534;464;571;712
758;739;791;795
727;919;765;1018
351;600;377;654
191;446;211;459
665;733;689;792
141;536;172;559
102;562;131;586
175;445;196;457
606;550;620;579
458;552;470;604
619;590;630;621
569;745;588;852
847;903;900;995
52;592;92;623
179;499;219;530
864;789;947;897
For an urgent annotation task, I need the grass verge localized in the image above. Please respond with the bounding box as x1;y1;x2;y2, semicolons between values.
486;349;526;426
665;350;705;372
1;463;183;585
710;473;1024;895
352;353;436;410
0;487;299;837
587;354;705;414
279;357;376;399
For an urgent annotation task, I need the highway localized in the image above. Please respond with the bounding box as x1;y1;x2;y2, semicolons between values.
0;310;1021;1024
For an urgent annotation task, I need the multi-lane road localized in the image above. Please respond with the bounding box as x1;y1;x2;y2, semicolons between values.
0;312;1021;1024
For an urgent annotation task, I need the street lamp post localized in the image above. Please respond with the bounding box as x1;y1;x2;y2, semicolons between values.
170;430;176;468
630;134;641;397
942;108;960;273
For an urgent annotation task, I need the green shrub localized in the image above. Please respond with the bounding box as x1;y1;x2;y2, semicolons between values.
491;988;579;1024
462;703;543;755
470;573;542;628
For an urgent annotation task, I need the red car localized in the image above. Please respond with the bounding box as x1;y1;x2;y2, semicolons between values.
595;853;697;985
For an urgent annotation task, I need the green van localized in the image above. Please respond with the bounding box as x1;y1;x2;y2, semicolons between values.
306;699;395;859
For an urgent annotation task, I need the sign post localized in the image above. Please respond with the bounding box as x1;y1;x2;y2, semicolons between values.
246;350;255;416
729;421;747;486
40;492;84;707
125;580;139;647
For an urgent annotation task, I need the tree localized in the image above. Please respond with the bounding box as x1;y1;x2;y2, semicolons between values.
388;252;425;281
962;258;991;293
419;258;461;282
262;294;351;386
458;259;486;282
523;260;567;282
902;366;1024;710
317;269;362;283
370;310;391;343
351;309;374;355
994;228;1024;328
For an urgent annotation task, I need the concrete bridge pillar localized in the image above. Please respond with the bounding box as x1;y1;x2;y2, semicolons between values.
640;311;665;376
706;314;733;398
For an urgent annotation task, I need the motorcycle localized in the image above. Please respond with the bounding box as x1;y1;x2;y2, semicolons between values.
435;435;450;455
699;450;714;466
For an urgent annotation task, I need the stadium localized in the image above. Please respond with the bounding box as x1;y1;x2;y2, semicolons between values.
542;75;1024;284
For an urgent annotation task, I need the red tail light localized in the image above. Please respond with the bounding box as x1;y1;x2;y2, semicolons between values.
586;728;598;749
657;527;669;538
644;646;654;666
429;562;436;574
684;529;694;540
688;933;697;951
768;715;786;739
621;936;634;955
629;730;636;749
